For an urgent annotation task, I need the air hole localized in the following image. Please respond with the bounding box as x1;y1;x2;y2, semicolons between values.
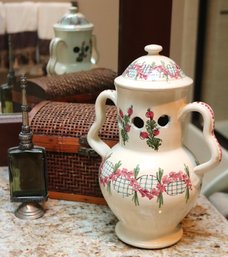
158;115;170;127
73;46;80;53
132;116;144;128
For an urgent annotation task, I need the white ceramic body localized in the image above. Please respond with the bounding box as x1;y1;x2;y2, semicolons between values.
101;147;197;248
46;28;94;75
87;86;222;249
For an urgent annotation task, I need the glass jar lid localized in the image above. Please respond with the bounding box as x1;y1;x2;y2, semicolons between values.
54;6;93;31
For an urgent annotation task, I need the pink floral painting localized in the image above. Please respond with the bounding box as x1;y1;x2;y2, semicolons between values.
100;157;192;208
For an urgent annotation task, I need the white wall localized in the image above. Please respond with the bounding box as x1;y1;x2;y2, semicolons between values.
77;0;119;72
170;0;199;81
2;0;119;72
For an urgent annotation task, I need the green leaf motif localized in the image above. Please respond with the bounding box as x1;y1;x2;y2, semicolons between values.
185;188;190;202
150;137;162;151
141;112;162;151
121;129;129;145
134;165;140;178
123;115;130;123
184;164;190;202
100;160;192;208
118;106;133;145
157;193;163;208
156;168;164;183
107;181;111;195
146;119;156;130
132;192;139;206
113;161;122;173
184;164;190;177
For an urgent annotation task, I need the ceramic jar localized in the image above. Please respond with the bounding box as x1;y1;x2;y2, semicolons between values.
47;7;98;75
87;44;222;249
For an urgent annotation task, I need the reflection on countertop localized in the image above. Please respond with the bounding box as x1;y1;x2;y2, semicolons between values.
0;166;227;256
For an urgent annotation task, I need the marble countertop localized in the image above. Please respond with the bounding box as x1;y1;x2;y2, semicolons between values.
0;167;227;257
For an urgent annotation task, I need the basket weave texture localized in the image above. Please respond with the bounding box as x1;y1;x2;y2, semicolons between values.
28;67;116;99
30;101;119;198
12;68;116;112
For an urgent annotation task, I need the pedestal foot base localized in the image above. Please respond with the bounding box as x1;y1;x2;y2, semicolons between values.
15;202;44;219
115;221;183;249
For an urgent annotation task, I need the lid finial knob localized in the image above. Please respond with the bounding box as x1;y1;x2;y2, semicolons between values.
69;6;78;13
144;44;163;55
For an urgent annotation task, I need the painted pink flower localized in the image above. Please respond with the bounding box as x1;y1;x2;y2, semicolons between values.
169;171;179;181
185;180;192;190
153;129;160;136
127;106;133;117
151;188;160;197
115;169;121;176
138;73;148;80
178;171;184;177
119;109;124;118
100;178;105;185
111;174;118;181
146;192;154;200
156;183;166;193
144;190;154;200
162;175;171;186
139;190;146;197
140;131;149;139
125;172;133;180
99;163;104;175
182;174;189;182
103;177;109;184
121;168;128;177
174;63;182;78
128;171;134;177
125;124;131;132
130;178;137;187
146;109;154;119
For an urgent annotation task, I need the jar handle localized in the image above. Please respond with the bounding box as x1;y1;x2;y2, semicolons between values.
87;90;117;158
179;102;222;177
90;34;99;65
46;37;65;75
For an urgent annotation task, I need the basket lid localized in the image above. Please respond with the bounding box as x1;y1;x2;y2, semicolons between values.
54;6;93;31
115;44;193;90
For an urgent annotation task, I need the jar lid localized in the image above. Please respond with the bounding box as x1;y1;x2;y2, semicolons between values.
115;44;193;90
54;7;93;31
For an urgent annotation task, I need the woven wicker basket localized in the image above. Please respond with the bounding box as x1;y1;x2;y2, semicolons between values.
13;68;116;111
29;101;118;204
